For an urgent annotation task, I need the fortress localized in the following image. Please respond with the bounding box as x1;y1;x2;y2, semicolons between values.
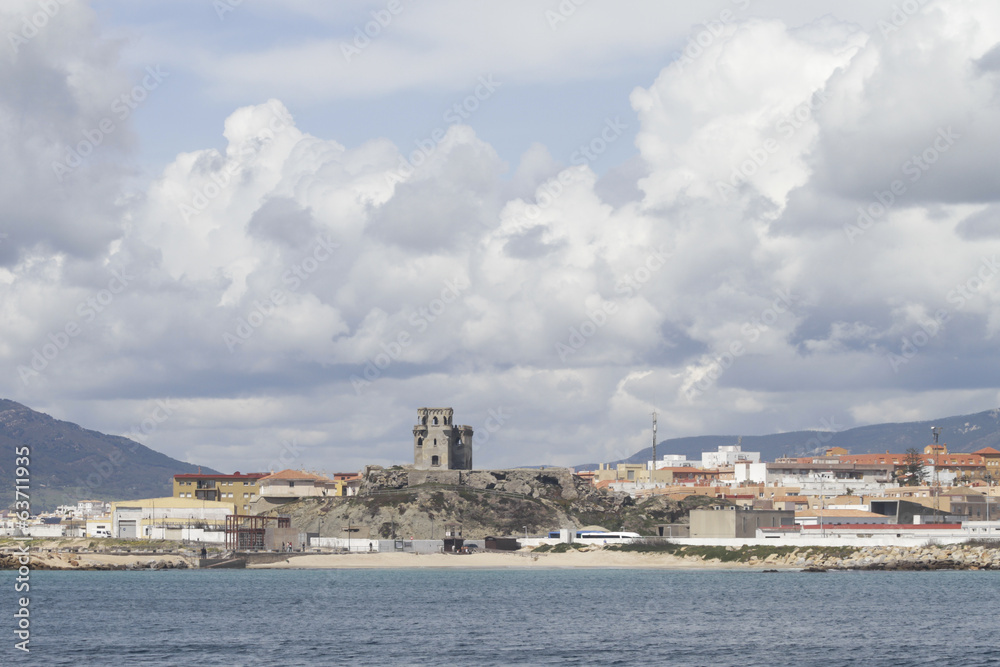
412;407;473;470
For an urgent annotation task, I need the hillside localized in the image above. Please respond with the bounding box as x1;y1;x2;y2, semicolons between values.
0;399;217;511
266;467;718;539
580;408;1000;469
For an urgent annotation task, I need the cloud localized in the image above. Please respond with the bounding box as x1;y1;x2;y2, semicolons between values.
4;1;1000;475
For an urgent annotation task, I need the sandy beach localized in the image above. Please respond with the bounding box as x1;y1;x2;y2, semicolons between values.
247;549;783;570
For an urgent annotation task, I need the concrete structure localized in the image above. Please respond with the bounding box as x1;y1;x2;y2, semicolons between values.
794;509;891;526
412;407;473;470
86;517;113;537
975;447;1000;479
734;461;768;485
111;497;235;540
649;454;698;470
76;500;110;518
765;458;894;496
689;506;795;538
702;444;760;470
173;472;267;512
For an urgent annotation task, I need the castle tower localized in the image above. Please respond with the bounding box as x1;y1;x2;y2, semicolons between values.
413;407;473;470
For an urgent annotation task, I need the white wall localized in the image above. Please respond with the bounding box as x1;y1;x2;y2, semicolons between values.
311;537;381;552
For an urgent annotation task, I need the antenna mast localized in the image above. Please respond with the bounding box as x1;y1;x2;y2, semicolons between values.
651;411;658;486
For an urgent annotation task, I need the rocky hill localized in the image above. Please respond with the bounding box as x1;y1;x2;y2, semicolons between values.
0;399;217;511
266;466;717;539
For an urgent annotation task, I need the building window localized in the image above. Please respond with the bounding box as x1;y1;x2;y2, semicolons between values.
433;416;439;425
417;437;423;447
431;455;440;467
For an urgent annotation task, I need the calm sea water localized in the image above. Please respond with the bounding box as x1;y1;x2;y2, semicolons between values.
4;568;999;666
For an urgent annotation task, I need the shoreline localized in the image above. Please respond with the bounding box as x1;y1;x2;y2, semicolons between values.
246;550;785;570
3;542;999;571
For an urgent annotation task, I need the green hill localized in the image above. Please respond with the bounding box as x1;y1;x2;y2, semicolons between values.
0;399;217;511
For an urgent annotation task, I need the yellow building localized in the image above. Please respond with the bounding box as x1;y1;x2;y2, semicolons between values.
173;472;267;513
975;447;1000;480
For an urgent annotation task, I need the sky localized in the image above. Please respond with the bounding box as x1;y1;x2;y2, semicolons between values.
3;0;1000;476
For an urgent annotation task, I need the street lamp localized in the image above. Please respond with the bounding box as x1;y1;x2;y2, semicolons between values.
524;525;528;542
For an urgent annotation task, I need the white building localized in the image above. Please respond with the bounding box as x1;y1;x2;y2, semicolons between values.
86;516;113;537
648;454;698;470
702;444;761;469
77;500;111;517
111;497;234;540
734;461;768;485
258;469;340;499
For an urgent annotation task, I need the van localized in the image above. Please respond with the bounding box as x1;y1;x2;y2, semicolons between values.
93;529;111;538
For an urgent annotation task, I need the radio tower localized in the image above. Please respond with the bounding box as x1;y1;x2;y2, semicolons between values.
651;411;658;485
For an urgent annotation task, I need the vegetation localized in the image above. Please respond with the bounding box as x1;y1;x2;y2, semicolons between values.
606;542;864;563
895;447;927;486
533;542;586;553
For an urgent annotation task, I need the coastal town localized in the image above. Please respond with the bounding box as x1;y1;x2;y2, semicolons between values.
4;407;1000;565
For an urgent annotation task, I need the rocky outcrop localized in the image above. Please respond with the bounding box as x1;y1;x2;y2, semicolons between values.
804;544;1000;570
360;466;599;502
0;551;194;570
726;543;1000;570
270;467;717;540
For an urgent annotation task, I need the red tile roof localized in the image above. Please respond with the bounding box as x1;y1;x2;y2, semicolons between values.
801;523;962;530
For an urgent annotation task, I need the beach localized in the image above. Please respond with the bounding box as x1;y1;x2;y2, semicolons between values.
247;549;781;570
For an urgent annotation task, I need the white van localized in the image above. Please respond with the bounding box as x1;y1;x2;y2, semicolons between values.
93;529;111;538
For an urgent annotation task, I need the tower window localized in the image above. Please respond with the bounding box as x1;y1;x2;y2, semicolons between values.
431;455;440;467
433;416;439;425
417;437;423;447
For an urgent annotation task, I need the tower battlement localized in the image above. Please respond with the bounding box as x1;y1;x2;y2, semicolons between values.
413;407;473;470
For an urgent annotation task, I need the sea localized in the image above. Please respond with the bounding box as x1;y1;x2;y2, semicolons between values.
4;568;999;666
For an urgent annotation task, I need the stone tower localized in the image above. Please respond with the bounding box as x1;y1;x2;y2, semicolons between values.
413;407;473;470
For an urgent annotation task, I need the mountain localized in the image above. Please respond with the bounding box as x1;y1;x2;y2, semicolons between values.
0;399;218;511
578;408;1000;470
